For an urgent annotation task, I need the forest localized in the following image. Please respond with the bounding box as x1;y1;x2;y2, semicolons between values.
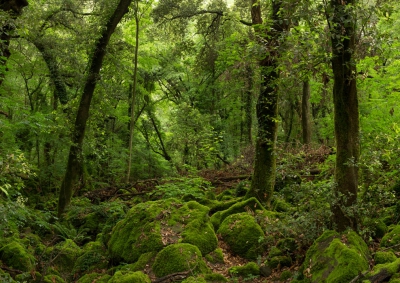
0;0;400;282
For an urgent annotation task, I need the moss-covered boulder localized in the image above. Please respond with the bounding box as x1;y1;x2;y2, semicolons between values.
374;251;397;265
204;273;228;282
205;248;224;264
217;212;265;259
182;276;207;283
0;241;35;272
152;243;208;278
15;272;42;283
76;273;112;283
108;271;151;283
381;225;400;250
229;262;260;277
49;239;83;275
43;275;65;283
276;238;297;253
302;230;369;283
108;199;217;263
364;258;400;282
73;241;108;275
0;270;16;283
266;255;292;268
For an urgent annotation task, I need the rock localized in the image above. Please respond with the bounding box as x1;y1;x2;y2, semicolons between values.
43;275;65;283
259;265;272;277
365;258;400;283
76;273;112;283
108;199;217;263
205;248;225;264
229;262;260;277
108;271;151;283
73;241;108;276
181;276;207;283
204;273;228;282
267;255;292;268
381;225;400;250
0;241;35;272
217;212;265;259
152;243;208;278
301;230;369;283
49;239;83;274
374;251;397;265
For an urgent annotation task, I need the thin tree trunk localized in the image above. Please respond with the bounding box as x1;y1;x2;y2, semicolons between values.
127;1;140;183
302;80;312;145
58;0;133;217
246;0;287;206
328;0;359;231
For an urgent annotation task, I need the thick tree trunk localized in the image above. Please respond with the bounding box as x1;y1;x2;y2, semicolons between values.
329;0;359;231
0;0;28;86
302;80;312;145
58;0;133;217
246;0;286;206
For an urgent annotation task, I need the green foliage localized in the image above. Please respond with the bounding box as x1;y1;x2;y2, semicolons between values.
153;176;211;200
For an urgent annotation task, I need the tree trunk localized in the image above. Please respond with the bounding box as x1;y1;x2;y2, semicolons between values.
328;0;359;232
302;80;312;145
127;1;140;183
58;0;133;217
246;0;286;206
0;0;28;86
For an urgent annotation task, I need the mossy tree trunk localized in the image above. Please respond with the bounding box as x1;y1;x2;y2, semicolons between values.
302;80;312;145
58;0;133;217
328;0;359;231
246;0;287;206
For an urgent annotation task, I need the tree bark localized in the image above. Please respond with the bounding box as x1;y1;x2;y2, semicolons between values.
328;0;359;231
246;0;286;206
302;80;312;145
0;0;28;86
58;0;133;217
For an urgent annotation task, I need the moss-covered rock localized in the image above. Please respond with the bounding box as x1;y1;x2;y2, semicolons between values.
267;256;292;268
374;251;397;265
0;241;35;272
181;276;207;283
73;241;108;275
108;271;151;283
108;199;216;263
43;275;65;283
280;270;292;281
15;272;42;283
381;225;400;250
217;212;265;259
205;248;224;264
0;271;16;283
268;246;283;258
152;243;208;278
365;258;400;282
229;262;260;277
76;273;112;283
301;230;369;283
276;238;297;253
49;239;83;275
204;273;228;282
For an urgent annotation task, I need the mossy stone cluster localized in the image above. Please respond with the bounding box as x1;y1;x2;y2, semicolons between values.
0;240;35;272
229;262;260;277
363;258;400;283
108;199;217;263
76;273;112;283
108;271;151;283
217;212;265;259
381;225;400;250
301;230;369;283
152;243;209;278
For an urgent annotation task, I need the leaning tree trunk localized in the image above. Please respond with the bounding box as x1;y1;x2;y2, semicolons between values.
246;0;286;206
58;0;133;217
328;0;359;232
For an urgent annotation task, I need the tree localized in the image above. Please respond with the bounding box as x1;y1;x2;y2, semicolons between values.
246;0;290;205
58;0;133;217
327;0;359;231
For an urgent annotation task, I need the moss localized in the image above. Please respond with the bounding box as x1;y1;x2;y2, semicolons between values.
374;251;397;264
182;276;207;283
268;246;283;257
0;271;16;283
267;256;292;268
280;270;292;281
43;275;65;283
210;211;222;230
181;219;218;255
276;238;297;253
205;248;224;264
76;273;112;283
373;219;388;238
52;239;83;272
129;251;157;271
73;241;108;275
217;213;265;259
204;273;228;282
369;258;400;278
272;198;291;212
152;243;208;278
216;189;236;201
15;272;42;283
381;225;400;250
302;230;369;283
108;271;151;283
0;241;35;272
108;199;215;263
229;262;260;277
21;233;46;256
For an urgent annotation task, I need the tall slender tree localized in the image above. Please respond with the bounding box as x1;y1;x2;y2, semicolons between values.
327;0;359;231
58;0;133;216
